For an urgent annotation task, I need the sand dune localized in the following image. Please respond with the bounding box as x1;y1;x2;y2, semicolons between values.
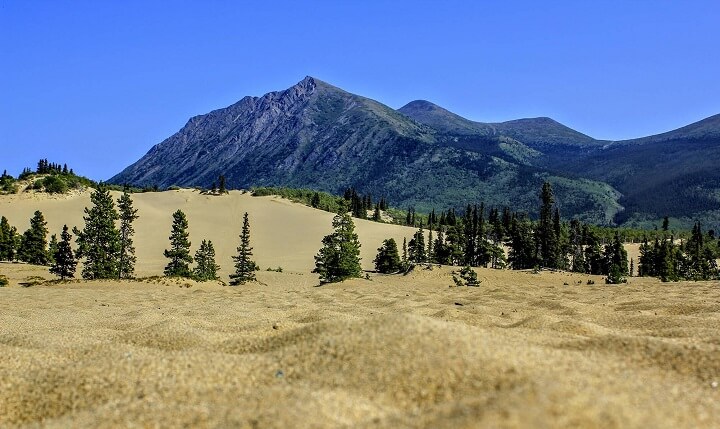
1;191;719;427
0;189;417;277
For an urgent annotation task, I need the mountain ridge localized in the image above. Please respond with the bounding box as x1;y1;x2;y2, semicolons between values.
110;76;720;227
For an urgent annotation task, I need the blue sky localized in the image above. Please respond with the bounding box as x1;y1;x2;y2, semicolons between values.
2;1;719;180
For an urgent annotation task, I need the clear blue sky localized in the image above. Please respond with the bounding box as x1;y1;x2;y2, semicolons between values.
2;1;719;180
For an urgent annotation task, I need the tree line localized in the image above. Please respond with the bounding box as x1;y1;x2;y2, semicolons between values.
3;180;716;286
0;185;258;285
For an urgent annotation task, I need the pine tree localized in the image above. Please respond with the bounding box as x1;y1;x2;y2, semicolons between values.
18;210;49;265
507;214;536;269
584;231;604;275
218;175;227;194
604;233;628;284
194;239;220;281
50;225;77;280
372;204;381;221
408;223;426;263
117;189;139;279
538;182;558;268
313;211;362;283
427;228;434;261
401;237;409;270
163;209;193;277
0;216;18;261
374;238;401;273
47;234;58;265
230;212;257;285
432;227;451;265
74;185;121;279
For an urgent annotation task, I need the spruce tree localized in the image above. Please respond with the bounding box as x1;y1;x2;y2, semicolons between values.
194;239;220;281
0;216;18;261
401;237;409;270
18;210;49;265
163;209;193;277
604;233;628;284
218;175;227;194
372;204;381;221
432;228;451;265
50;225;77;280
47;234;58;265
538;182;558;268
408;223;426;263
117;189;139;279
374;238;401;273
313;211;362;283
230;212;257;285
507;214;536;269
74;185;121;279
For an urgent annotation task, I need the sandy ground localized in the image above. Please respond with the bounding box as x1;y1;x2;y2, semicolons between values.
1;191;719;428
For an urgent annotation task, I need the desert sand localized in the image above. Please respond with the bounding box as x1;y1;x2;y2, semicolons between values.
1;190;719;428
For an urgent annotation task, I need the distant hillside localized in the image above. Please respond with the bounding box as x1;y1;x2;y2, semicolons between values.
109;77;720;227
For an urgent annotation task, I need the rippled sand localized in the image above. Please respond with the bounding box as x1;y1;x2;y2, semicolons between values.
1;263;719;428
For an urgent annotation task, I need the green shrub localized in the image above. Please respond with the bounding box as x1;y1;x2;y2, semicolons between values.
0;275;8;287
42;175;68;194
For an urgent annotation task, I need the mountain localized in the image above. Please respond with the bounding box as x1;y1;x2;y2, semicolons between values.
110;77;720;227
561;114;720;226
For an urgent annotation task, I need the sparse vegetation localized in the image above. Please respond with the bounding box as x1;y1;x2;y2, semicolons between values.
230;212;257;285
163;209;193;278
314;211;362;283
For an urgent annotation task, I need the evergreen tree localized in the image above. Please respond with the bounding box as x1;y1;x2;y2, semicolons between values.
218;175;227;194
638;237;654;277
507;214;536;269
18;210;49;265
117;189;139;279
313;211;362;283
50;225;77;280
445;224;465;265
584;231;605;275
401;237;409;270
372;204;381;222
604;233;628;284
432;227;452;265
538;182;558;268
47;234;58;264
163;209;193;277
230;212;257;285
194;239;220;281
74;185;121;279
427;228;434;261
657;238;680;282
0;216;19;261
374;238;401;273
569;219;585;273
311;192;321;208
408;222;426;263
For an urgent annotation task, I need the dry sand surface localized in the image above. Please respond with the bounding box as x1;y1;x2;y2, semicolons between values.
1;191;719;428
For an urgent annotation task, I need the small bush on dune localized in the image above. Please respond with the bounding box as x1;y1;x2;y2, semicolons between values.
0;275;8;287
